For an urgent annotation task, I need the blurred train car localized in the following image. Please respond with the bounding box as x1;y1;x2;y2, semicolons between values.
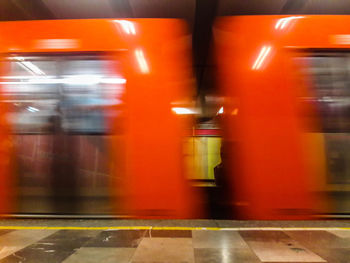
215;15;350;219
0;19;202;218
3;16;350;220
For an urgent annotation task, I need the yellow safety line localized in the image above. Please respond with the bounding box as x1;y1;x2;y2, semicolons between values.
0;226;349;230
152;227;221;231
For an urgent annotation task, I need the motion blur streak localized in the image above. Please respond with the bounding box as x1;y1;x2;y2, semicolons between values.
134;49;150;74
0;64;13;215
0;19;202;218
114;20;136;35
2;15;350;220
214;15;350;219
252;45;272;70
172;107;197;115
13;57;46;75
275;16;304;30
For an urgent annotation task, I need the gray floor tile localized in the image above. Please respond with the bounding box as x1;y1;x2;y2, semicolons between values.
286;230;350;249
131;237;195;263
286;231;350;262
44;230;101;240
0;230;13;237
194;248;260;263
1;249;74;263
192;230;249;248
328;230;350;239
240;230;291;241
0;223;349;263
150;230;192;238
0;230;57;260
84;230;146;247
240;231;326;262
62;248;136;263
307;248;350;263
0;230;99;263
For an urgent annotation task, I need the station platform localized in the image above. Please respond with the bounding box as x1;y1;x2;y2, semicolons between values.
0;219;349;262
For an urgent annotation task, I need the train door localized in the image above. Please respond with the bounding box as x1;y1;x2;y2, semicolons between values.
0;53;125;215
0;19;201;218
295;52;350;215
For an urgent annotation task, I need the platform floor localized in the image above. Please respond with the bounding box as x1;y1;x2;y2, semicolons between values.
0;220;349;262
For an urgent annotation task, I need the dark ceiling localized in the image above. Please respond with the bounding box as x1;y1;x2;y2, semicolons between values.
2;0;350;97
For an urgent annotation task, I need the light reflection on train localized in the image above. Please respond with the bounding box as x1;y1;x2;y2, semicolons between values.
0;16;349;219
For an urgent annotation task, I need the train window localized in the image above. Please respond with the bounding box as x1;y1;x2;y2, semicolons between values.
297;53;350;184
297;54;350;133
1;55;124;134
0;54;124;214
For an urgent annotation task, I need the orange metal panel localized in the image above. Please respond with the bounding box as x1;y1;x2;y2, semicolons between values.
121;20;200;218
214;15;350;219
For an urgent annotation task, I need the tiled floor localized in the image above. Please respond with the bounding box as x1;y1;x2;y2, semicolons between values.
0;227;349;262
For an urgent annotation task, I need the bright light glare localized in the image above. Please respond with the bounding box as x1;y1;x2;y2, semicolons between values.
135;49;150;74
20;61;45;75
172;107;196;115
1;75;53;79
0;76;126;85
28;78;63;84
27;106;39;112
332;34;350;45
63;75;101;85
100;78;126;84
114;20;136;35
275;16;304;30
13;59;45;76
252;45;272;70
11;57;45;75
9;57;25;61
217;106;224;114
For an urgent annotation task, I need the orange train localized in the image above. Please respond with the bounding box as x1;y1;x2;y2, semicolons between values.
0;16;349;219
0;19;201;218
215;15;350;219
